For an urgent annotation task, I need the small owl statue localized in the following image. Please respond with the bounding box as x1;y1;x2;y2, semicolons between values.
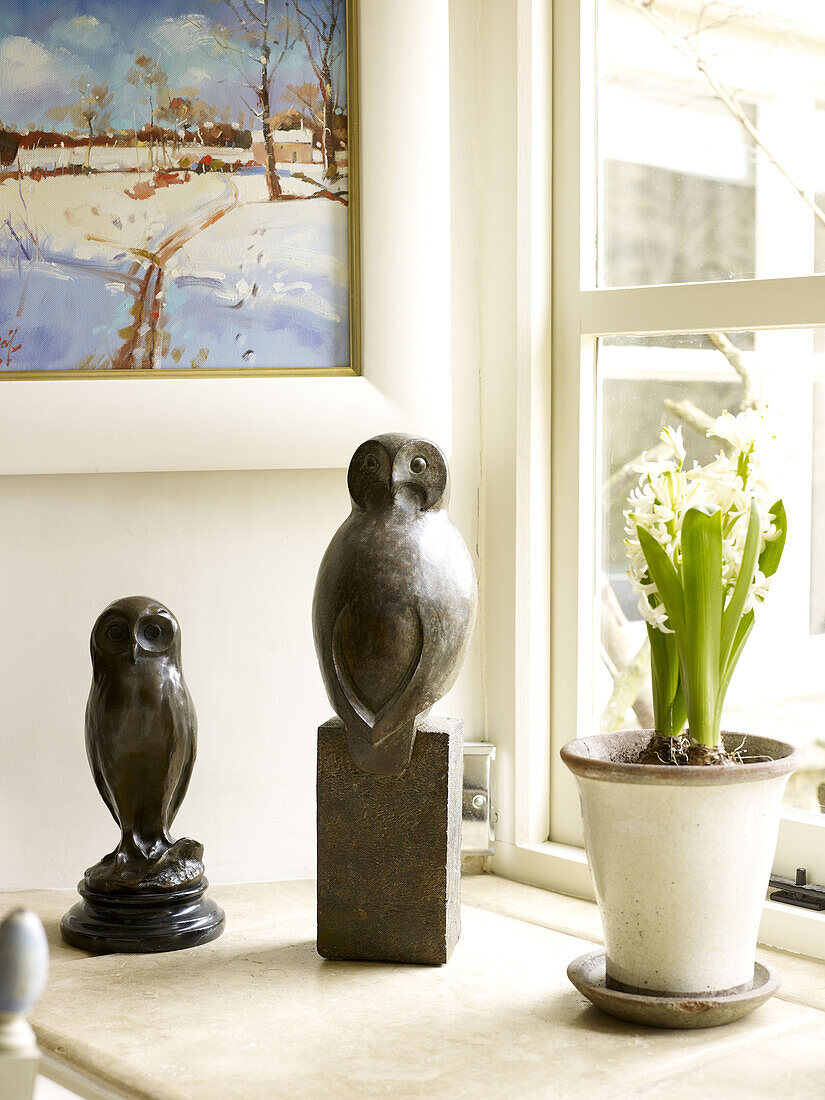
83;596;203;892
313;434;478;775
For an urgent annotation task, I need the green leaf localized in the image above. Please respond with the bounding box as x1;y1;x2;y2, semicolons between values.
715;501;785;722
647;622;681;735
716;610;754;721
680;506;723;748
760;500;786;579
636;525;687;737
720;499;760;676
636;526;685;635
669;682;687;737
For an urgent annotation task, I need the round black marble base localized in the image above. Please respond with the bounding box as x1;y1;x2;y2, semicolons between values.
60;879;225;955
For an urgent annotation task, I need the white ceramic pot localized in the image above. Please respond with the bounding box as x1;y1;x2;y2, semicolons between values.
561;731;801;996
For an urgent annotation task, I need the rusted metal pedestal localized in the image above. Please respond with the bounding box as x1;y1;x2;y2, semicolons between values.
316;716;462;965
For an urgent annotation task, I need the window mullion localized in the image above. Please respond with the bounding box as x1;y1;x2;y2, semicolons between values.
549;0;597;845
582;274;825;338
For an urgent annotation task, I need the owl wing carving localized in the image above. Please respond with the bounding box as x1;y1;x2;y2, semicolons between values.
165;684;197;826
84;692;120;827
85;674;197;844
331;600;425;747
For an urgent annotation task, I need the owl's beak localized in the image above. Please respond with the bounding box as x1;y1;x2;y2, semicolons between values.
391;479;424;509
130;639;139;663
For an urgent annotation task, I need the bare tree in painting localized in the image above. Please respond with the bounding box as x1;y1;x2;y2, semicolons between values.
47;78;114;169
127;55;169;169
156;92;186;155
185;94;218;145
292;0;345;178
282;80;323;126
156;91;215;154
207;0;296;201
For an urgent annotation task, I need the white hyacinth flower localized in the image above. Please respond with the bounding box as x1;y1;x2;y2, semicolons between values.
709;409;764;454
624;410;780;634
660;424;686;464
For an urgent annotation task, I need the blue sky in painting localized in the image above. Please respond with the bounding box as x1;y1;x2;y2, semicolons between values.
0;0;346;131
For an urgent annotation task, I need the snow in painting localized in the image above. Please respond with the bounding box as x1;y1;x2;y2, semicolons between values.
0;0;352;372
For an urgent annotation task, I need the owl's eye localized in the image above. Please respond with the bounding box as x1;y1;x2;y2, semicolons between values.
98;618;130;655
364;453;379;473
410;456;428;474
139;617;172;653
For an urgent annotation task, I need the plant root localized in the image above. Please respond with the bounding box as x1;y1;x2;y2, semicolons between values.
638;732;740;766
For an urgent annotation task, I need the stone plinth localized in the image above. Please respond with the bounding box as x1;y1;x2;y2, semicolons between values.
316;716;462;965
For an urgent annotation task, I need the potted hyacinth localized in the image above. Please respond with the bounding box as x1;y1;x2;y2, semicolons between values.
562;410;801;1027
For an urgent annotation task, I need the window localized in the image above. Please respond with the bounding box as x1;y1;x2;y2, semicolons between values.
548;0;825;899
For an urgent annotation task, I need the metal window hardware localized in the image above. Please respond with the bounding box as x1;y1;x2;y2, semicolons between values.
769;868;825;912
462;743;495;855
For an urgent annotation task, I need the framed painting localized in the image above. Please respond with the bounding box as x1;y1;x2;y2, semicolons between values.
0;0;451;474
0;0;360;378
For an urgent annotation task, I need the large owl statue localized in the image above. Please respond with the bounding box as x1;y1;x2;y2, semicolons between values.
313;434;478;775
83;596;202;892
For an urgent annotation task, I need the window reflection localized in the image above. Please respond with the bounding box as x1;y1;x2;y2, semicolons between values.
598;0;825;286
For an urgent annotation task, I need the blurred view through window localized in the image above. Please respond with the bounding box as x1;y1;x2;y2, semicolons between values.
596;0;825;811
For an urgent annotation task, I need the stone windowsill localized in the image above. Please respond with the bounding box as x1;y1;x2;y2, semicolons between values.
3;875;825;1099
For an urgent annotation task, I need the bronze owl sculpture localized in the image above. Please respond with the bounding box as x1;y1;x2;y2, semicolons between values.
313;435;478;775
83;596;202;892
61;596;224;953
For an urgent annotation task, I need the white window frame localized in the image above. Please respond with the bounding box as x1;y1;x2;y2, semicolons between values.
490;0;825;961
0;0;452;476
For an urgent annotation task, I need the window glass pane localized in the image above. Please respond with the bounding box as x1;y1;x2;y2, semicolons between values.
597;328;825;813
598;0;825;287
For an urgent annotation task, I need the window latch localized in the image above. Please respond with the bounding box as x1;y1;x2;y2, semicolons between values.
769;868;825;912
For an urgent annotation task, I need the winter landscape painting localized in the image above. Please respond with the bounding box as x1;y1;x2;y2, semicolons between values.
0;0;357;375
